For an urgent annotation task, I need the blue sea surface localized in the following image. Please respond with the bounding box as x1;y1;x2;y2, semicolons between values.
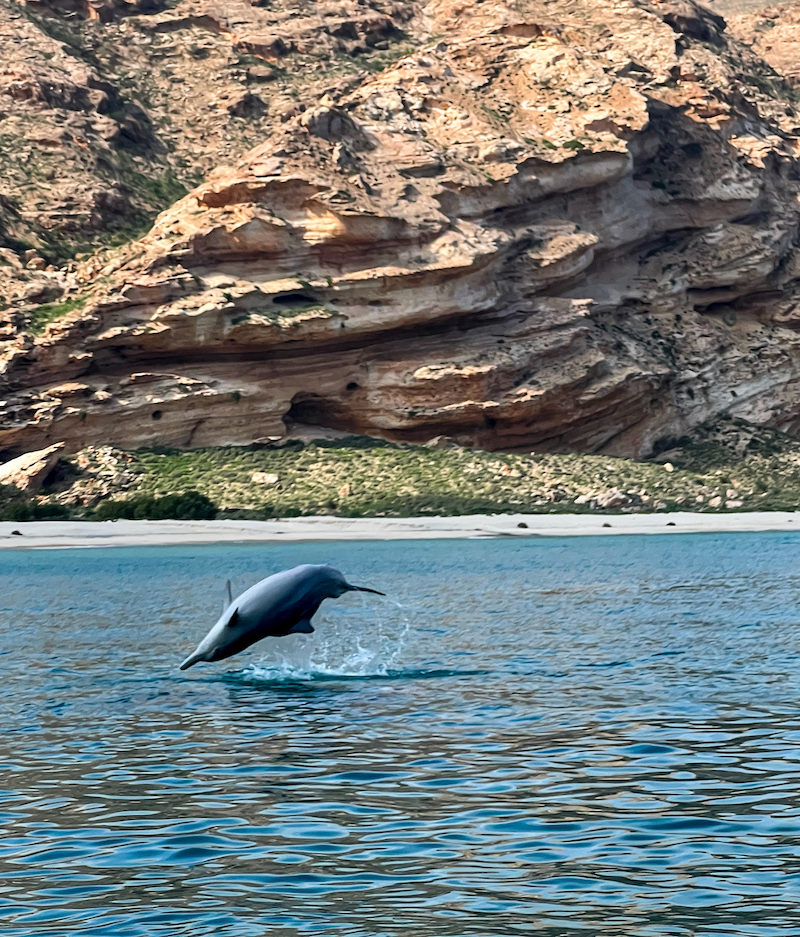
2;533;800;935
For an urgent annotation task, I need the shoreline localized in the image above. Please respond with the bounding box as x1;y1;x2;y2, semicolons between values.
1;511;799;549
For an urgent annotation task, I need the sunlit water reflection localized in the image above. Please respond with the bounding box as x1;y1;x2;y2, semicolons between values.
2;534;800;935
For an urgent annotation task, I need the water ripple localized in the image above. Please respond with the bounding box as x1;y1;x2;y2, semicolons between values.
2;535;800;934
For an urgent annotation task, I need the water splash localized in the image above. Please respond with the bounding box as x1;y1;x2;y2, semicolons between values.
242;595;411;681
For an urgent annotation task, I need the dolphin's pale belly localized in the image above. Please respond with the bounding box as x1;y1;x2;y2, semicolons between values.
208;600;322;661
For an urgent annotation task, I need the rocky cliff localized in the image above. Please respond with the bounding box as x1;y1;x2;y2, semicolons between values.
4;0;800;459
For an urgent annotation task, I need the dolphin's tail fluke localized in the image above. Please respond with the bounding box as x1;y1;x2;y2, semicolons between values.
179;650;205;670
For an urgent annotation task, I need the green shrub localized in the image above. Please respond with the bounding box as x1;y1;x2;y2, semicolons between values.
94;489;217;520
0;501;32;521
36;502;70;520
0;500;70;521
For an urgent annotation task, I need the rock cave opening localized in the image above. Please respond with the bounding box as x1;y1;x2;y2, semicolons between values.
272;292;319;307
283;392;353;435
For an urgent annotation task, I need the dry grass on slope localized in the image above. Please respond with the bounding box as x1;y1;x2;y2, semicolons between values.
32;418;800;518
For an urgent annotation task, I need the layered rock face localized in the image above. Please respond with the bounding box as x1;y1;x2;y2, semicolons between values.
1;0;419;271
4;0;800;458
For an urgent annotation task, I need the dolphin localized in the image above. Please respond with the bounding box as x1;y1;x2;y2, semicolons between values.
179;563;384;670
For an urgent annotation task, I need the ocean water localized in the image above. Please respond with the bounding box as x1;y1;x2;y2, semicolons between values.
2;533;800;936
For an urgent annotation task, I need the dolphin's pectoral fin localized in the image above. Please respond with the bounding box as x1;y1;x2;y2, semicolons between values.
224;608;239;628
287;617;314;634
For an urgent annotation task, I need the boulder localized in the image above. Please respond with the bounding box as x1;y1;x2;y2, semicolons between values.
595;489;631;509
0;443;65;492
251;471;279;485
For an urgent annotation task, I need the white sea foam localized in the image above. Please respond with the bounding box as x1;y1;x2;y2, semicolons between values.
242;596;410;681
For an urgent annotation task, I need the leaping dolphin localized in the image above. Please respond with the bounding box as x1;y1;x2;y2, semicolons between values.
179;564;384;670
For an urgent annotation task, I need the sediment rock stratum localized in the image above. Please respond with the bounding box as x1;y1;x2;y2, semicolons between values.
4;0;800;458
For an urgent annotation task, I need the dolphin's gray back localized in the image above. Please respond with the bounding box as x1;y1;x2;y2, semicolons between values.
237;564;338;625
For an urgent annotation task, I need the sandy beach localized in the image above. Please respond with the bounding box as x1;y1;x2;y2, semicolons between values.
0;511;799;549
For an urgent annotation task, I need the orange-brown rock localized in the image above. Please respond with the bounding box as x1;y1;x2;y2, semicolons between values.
0;1;150;252
0;442;64;490
1;0;420;269
7;0;800;459
728;2;800;87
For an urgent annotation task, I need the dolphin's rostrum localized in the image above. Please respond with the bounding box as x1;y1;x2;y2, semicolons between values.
179;564;384;670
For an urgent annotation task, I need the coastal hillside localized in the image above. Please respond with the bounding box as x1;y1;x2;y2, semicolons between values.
1;416;798;519
4;0;800;462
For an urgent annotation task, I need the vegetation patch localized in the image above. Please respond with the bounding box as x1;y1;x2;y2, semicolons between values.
28;296;88;334
23;418;796;519
125;168;188;214
9;418;794;520
93;490;217;521
0;483;69;521
35;168;188;265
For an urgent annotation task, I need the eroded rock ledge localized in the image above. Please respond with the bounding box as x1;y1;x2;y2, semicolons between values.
5;0;800;459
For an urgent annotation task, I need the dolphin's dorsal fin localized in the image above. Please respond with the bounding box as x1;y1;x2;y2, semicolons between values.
224;608;239;629
224;579;233;609
287;617;314;634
